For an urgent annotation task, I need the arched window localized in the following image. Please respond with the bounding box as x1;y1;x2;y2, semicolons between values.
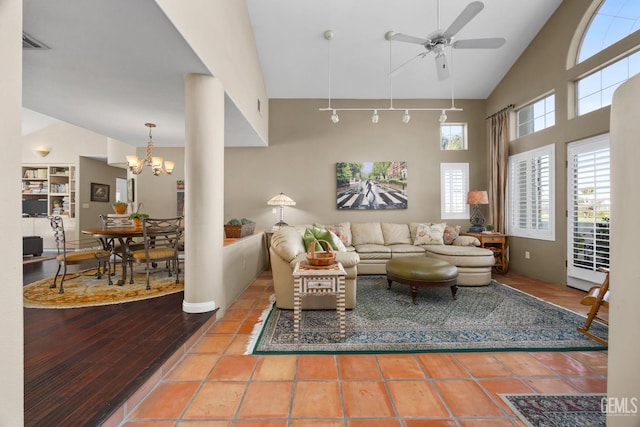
578;0;640;63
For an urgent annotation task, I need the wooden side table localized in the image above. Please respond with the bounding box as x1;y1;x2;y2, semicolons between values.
463;232;509;273
292;261;346;340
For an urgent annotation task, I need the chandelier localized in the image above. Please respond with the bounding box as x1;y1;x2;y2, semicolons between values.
319;30;462;124
126;123;175;176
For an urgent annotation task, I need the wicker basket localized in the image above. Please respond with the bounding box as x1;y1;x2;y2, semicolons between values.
224;222;256;238
306;239;336;266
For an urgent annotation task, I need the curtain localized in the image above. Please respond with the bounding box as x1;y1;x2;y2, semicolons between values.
488;109;510;233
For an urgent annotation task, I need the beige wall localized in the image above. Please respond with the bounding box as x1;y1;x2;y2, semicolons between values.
225;98;487;230
487;0;640;284
1;0;24;424
78;157;127;233
608;73;640;427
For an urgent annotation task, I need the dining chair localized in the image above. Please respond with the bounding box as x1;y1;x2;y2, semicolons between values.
130;217;183;290
98;214;143;278
49;216;113;293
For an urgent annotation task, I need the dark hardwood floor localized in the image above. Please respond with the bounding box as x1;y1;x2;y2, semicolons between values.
23;256;215;427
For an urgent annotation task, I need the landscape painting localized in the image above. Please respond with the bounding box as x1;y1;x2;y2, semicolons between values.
336;161;408;210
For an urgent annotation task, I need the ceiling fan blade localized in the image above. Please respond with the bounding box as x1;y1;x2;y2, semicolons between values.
453;38;506;49
442;1;484;39
435;53;449;81
389;52;427;77
390;32;429;45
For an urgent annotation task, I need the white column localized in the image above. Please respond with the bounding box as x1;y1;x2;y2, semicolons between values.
183;74;224;313
0;0;25;424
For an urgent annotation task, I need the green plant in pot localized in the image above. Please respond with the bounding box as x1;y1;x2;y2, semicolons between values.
112;201;128;215
128;212;149;228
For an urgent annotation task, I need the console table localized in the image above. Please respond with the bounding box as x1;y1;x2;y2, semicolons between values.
292;261;346;340
463;232;509;273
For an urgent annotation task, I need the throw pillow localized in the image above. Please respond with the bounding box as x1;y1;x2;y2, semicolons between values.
443;225;461;245
311;225;339;250
413;223;446;245
303;228;323;252
351;222;385;246
323;222;351;246
329;230;347;252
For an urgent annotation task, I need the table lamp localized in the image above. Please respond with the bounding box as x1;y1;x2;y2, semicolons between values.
467;190;489;232
268;192;296;227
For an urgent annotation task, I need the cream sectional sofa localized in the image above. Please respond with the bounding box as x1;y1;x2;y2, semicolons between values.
269;222;496;310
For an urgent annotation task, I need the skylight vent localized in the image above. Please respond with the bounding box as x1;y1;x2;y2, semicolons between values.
23;33;49;50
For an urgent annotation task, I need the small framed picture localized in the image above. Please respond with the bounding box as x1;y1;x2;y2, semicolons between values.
91;183;110;202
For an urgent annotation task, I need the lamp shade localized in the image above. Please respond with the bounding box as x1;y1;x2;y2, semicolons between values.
268;192;296;206
467;191;489;205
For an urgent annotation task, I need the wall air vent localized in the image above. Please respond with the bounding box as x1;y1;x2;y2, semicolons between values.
23;33;49;50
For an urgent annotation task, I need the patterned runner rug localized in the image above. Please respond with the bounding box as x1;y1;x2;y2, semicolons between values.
247;275;608;354
500;394;606;426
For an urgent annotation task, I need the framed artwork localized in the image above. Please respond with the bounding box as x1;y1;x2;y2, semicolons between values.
90;183;110;202
127;178;135;203
336;161;408;210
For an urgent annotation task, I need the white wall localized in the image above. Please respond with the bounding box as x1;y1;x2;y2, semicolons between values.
1;0;24;424
608;73;640;426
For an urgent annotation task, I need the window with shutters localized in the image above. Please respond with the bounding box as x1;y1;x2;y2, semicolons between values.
567;135;610;288
440;163;469;219
507;144;555;240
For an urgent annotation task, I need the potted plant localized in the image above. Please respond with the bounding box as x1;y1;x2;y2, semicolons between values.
128;212;149;228
112;201;128;215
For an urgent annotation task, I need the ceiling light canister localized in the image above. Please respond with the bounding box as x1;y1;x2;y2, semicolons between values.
372;110;379;124
439;110;447;123
331;110;339;124
402;110;411;124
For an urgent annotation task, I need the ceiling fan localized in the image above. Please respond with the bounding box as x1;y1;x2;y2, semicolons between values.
389;0;506;81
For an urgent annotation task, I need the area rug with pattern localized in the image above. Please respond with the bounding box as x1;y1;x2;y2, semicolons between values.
247;275;608;354
500;394;606;426
23;267;183;309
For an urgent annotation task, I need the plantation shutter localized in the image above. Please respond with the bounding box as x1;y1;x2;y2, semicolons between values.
508;144;555;240
567;135;610;290
440;163;469;219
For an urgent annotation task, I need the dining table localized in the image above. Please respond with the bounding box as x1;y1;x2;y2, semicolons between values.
82;226;145;285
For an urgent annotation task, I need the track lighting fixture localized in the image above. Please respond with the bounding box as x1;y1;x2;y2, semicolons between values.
331;110;339;124
372;110;379;124
402;110;411;124
439;110;448;123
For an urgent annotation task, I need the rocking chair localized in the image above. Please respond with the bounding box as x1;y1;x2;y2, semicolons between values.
577;267;609;346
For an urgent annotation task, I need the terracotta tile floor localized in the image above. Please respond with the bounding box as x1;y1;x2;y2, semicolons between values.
122;272;608;426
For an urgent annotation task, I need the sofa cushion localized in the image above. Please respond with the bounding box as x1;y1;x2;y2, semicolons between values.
270;226;306;262
381;223;412;245
452;235;481;246
413;223;446;245
354;244;392;260
423;245;495;267
351;222;384;246
443;225;461;245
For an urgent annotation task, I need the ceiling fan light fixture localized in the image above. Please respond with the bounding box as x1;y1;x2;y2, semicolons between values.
402;110;411;124
331;110;339;124
372;110;379;124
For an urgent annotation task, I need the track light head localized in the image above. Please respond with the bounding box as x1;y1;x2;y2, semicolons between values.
439;110;447;123
402;110;411;124
331;110;339;124
371;110;379;124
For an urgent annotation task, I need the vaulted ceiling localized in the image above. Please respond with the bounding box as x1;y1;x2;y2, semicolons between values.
22;0;562;146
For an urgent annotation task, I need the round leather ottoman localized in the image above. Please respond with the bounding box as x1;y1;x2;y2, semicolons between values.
386;257;458;304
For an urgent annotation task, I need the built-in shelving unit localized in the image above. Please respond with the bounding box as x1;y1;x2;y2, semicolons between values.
22;164;77;248
22;165;76;217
